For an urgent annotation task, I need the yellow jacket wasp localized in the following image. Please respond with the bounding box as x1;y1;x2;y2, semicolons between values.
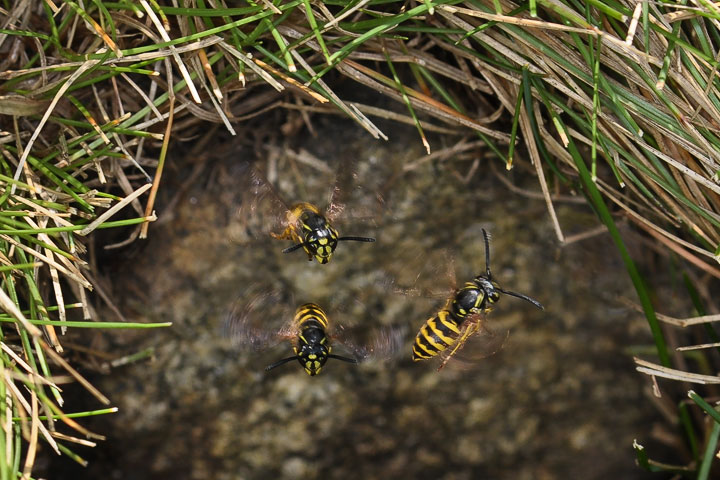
412;229;543;370
238;160;376;264
226;290;400;376
271;202;375;265
265;302;358;375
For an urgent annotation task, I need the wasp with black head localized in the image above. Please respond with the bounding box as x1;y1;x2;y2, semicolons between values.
224;290;397;377
265;302;359;376
272;202;375;265
238;160;376;264
412;229;544;370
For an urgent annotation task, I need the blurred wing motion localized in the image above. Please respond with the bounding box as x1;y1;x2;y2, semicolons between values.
223;289;296;352
379;249;458;301
356;325;407;365
326;166;384;230
325;155;362;223
436;313;509;371
330;320;406;366
234;160;295;242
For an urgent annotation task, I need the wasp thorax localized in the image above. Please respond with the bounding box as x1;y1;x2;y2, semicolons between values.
451;287;484;318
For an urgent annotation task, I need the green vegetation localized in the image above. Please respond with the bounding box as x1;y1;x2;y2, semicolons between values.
1;0;719;476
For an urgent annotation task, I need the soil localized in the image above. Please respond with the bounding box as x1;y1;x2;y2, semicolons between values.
43;113;675;480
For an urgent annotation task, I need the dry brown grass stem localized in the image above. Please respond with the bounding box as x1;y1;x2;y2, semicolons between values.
635;357;720;384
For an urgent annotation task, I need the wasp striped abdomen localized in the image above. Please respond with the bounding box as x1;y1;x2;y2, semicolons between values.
295;302;328;328
412;310;461;360
412;283;488;361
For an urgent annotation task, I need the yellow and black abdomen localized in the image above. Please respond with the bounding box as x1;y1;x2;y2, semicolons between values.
293;303;332;375
294;302;330;330
279;203;324;244
413;284;486;362
411;310;462;361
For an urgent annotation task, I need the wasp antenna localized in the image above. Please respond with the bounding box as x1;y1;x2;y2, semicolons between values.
282;243;306;254
337;236;376;243
497;288;544;310
481;228;492;279
327;354;359;364
265;356;298;372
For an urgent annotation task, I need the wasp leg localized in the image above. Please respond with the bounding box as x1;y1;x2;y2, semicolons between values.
270;225;295;241
437;319;481;371
271;226;313;260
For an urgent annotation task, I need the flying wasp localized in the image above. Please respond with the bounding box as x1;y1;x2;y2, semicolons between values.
265;302;358;375
412;229;543;371
226;291;399;376
271;202;375;264
238;160;376;264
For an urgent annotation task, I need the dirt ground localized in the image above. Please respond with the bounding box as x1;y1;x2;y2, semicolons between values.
43;113;678;479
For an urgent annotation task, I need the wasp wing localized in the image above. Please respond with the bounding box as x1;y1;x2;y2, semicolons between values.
327;315;405;366
437;312;509;371
355;325;406;364
325;156;360;223
325;158;383;240
381;248;458;302
223;289;297;352
233;160;295;242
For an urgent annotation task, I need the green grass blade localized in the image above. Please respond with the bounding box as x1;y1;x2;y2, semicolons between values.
0;318;172;329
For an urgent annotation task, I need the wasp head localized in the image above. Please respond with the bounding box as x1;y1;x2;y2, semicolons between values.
471;276;500;304
303;227;339;264
297;211;339;264
295;328;331;375
474;274;543;311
